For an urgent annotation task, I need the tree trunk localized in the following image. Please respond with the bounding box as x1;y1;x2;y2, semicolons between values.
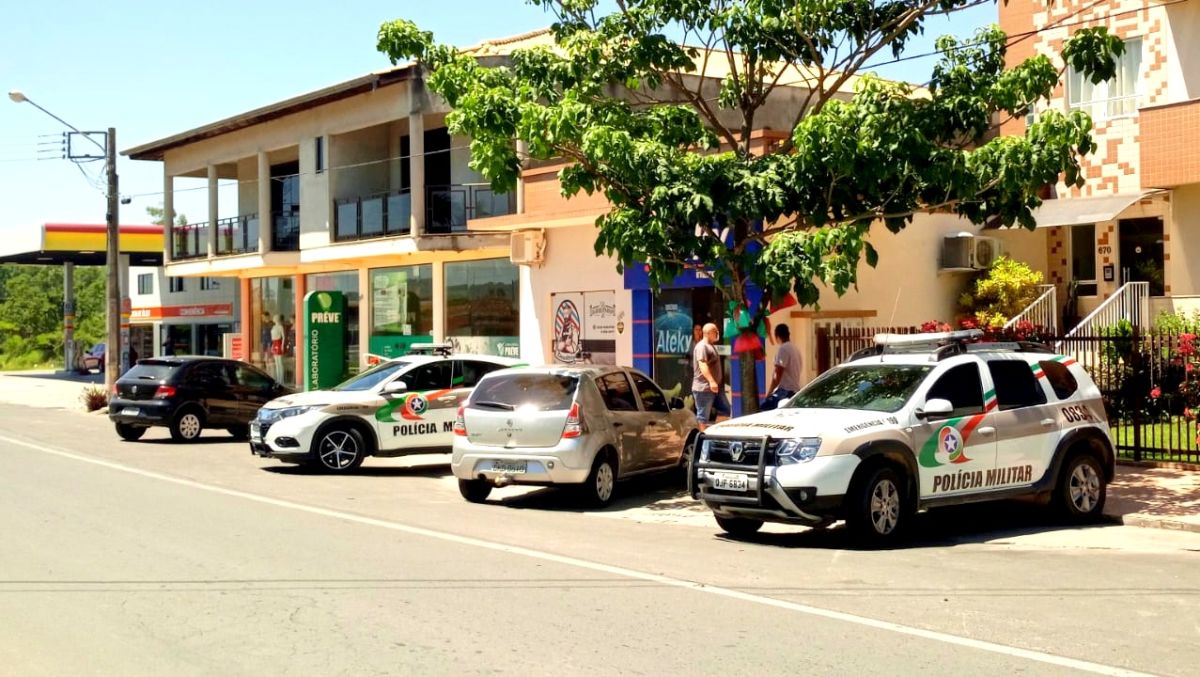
739;349;759;415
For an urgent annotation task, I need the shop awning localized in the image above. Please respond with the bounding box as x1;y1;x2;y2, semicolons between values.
1027;192;1156;229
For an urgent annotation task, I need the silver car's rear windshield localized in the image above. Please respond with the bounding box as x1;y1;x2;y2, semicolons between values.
333;361;411;392
785;364;932;413
471;373;579;411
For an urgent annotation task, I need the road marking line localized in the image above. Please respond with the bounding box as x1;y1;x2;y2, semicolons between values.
2;433;1154;677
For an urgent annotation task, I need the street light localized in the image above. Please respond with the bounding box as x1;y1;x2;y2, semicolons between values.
9;90;122;391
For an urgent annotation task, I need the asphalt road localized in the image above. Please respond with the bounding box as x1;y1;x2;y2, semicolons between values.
1;403;1198;676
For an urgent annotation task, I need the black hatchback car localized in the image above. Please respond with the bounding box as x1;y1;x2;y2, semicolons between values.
109;357;291;442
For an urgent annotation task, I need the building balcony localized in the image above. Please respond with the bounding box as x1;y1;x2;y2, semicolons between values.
1141;98;1200;189
427;184;515;234
273;212;300;252
215;215;259;256
172;222;209;260
333;189;412;242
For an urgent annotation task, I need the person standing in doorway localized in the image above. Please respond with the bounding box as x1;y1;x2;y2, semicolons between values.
161;329;176;356
259;313;274;366
762;323;802;411
692;323;730;431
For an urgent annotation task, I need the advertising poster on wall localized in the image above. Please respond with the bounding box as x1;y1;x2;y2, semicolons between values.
447;336;521;358
550;291;617;365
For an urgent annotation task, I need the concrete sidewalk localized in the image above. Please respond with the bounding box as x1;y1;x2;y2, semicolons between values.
0;369;103;411
3;368;1199;532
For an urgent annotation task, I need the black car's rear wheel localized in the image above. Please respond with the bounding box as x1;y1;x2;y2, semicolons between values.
170;408;205;442
114;422;146;442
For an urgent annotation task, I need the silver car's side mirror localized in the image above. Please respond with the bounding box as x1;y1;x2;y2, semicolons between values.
383;380;409;395
916;398;953;419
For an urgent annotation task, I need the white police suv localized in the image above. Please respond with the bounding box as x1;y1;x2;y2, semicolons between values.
251;348;522;472
690;330;1114;544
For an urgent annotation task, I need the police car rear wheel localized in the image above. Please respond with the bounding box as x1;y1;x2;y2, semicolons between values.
458;479;493;503
315;427;366;473
170;409;204;442
848;466;907;544
714;515;763;537
114;423;145;442
1056;453;1106;521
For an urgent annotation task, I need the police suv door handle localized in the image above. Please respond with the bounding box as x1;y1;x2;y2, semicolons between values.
1040;418;1056;427
977;426;996;436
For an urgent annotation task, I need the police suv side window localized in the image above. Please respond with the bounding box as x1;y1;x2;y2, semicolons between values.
925;363;984;418
987;360;1047;410
454;360;503;389
597;373;639;412
1038;360;1079;400
403;362;452;391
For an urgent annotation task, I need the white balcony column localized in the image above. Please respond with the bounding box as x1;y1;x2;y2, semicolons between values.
163;171;174;262
257;151;271;253
206;164;218;258
409;112;425;237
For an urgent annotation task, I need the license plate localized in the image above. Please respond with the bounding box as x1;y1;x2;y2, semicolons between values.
712;472;749;492
492;460;527;474
121;407;140;417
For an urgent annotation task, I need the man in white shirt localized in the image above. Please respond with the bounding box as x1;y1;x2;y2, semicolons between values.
762;323;802;411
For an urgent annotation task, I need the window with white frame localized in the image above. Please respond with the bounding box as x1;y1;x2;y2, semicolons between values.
168;277;185;293
1068;37;1142;120
137;273;153;295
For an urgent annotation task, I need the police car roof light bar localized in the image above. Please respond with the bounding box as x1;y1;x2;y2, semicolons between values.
407;342;454;357
873;329;984;347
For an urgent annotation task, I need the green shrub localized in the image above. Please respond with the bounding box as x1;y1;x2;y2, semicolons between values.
958;256;1044;328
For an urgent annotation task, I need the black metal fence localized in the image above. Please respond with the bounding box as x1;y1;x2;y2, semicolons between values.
818;325;1200;465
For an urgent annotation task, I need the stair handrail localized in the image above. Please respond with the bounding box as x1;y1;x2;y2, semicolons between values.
1003;284;1057;334
1057;281;1150;348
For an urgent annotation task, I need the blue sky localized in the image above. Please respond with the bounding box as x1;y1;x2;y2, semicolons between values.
0;0;996;234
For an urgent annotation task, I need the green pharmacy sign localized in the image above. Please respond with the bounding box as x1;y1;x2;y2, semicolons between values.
303;290;345;391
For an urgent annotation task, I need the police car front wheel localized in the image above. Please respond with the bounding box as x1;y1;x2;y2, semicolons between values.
714;515;763;537
313;427;367;473
847;465;908;544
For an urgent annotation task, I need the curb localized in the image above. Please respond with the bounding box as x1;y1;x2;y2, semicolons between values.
1115;512;1200;534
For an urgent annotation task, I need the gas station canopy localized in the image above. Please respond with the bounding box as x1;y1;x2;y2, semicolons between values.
0;223;163;266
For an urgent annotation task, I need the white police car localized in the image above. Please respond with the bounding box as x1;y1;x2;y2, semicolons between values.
690;330;1114;544
251;348;522;472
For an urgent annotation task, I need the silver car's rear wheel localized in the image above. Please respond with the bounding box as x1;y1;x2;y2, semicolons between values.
581;454;617;507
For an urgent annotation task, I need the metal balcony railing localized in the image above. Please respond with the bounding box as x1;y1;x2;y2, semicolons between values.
171;222;209;260
1003;284;1057;334
215;214;259;256
426;184;515;234
333;189;411;242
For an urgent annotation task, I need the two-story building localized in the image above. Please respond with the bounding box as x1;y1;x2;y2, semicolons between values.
127;28;1035;400
127;267;236;360
998;0;1200;327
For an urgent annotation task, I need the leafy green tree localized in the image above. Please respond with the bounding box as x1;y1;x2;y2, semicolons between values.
146;204;187;227
377;1;1124;410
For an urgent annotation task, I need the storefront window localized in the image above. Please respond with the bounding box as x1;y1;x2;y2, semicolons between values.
445;259;520;357
307;271;361;379
370;264;433;359
653;288;725;401
250;277;297;385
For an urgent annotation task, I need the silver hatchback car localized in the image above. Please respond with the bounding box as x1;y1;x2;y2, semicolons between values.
451;366;699;506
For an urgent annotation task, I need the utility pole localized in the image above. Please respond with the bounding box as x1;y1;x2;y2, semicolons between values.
105;127;121;391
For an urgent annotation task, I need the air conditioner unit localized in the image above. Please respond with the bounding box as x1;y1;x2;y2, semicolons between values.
973;236;1002;269
941;233;1004;270
510;230;546;266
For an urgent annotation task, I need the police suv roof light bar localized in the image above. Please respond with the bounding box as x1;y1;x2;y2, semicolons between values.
873;329;984;347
